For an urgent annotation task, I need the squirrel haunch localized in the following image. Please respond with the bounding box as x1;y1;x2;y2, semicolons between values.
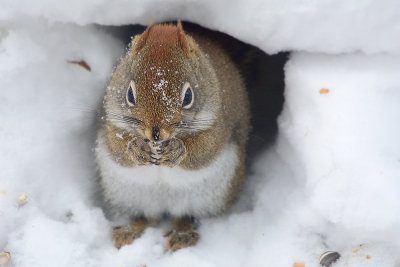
96;22;250;249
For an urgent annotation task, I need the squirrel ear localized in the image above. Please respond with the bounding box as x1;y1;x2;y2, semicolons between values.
133;22;154;54
177;20;191;57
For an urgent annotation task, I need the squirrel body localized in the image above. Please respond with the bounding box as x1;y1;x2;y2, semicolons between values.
97;138;238;219
96;22;250;250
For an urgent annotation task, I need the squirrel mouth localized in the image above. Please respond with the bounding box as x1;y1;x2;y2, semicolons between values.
150;139;170;148
143;137;171;148
148;139;172;165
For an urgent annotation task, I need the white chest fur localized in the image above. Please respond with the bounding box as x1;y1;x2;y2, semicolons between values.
95;133;238;219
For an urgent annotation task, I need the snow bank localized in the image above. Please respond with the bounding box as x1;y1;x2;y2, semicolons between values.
0;21;123;265
1;0;400;54
1;1;400;266
283;53;400;232
279;53;400;265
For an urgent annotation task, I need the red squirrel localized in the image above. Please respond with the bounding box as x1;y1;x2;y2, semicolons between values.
96;21;250;251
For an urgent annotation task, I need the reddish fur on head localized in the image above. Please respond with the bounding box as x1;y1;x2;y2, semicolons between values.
133;21;190;57
129;21;196;141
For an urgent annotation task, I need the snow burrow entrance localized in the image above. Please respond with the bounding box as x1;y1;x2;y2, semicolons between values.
2;15;399;266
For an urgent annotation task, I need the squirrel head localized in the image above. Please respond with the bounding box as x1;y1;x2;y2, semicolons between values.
104;22;220;142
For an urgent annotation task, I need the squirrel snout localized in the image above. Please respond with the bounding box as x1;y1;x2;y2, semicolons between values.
152;127;160;141
144;126;171;141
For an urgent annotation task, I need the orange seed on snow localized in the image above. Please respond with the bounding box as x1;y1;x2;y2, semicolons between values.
293;263;305;267
366;255;371;259
18;193;28;206
0;252;10;265
319;88;330;94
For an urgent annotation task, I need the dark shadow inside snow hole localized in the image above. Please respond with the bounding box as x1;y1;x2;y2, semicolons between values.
99;21;287;198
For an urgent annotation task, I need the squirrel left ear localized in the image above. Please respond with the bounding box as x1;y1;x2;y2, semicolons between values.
133;22;154;54
177;20;191;57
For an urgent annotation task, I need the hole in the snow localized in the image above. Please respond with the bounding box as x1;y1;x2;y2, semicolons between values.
99;21;288;170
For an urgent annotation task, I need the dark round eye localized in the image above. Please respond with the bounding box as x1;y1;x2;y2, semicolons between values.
127;87;135;105
183;88;192;106
126;80;136;106
181;82;194;109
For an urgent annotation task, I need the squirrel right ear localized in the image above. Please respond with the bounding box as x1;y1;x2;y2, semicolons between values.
177;21;190;57
132;22;154;55
177;21;198;57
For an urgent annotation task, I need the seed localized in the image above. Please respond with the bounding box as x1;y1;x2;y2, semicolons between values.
67;60;91;72
319;88;330;94
18;193;28;206
319;251;340;267
0;252;10;266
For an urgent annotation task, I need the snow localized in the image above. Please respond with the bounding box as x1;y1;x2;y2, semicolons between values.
2;0;400;55
1;1;400;267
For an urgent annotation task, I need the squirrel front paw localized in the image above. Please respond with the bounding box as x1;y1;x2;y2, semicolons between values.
157;138;186;167
127;137;152;166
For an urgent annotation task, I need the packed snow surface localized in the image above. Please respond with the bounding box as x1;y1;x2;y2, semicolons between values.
1;0;400;266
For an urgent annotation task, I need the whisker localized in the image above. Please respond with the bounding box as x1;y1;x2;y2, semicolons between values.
175;119;217;131
62;103;99;113
105;112;142;127
173;117;217;127
68;108;96;114
122;116;142;125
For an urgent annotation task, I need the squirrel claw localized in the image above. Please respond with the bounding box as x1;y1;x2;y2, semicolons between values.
128;137;152;166
160;138;186;167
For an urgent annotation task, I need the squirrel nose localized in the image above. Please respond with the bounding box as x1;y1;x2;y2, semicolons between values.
152;126;160;141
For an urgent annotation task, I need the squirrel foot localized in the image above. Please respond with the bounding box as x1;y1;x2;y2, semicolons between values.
164;217;199;251
112;218;150;249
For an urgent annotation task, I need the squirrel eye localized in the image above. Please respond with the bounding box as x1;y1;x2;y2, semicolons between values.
126;80;136;106
181;82;194;109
